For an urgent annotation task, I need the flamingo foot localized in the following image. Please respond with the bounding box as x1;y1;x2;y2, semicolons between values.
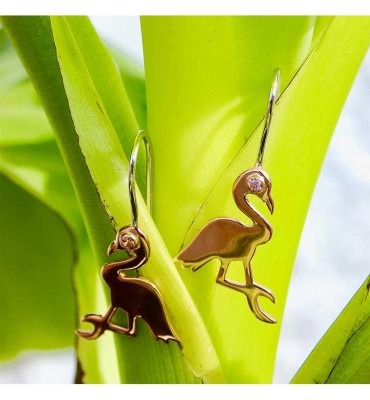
240;283;277;324
76;314;136;339
76;314;107;340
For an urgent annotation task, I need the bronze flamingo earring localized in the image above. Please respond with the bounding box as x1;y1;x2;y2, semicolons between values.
76;130;178;343
176;71;280;324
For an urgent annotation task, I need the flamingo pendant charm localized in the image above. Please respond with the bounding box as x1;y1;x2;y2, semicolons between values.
76;226;179;342
176;71;281;324
176;164;276;323
76;130;178;342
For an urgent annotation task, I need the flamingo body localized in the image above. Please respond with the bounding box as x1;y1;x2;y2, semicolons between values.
77;225;179;341
102;270;177;342
175;168;276;323
177;218;261;266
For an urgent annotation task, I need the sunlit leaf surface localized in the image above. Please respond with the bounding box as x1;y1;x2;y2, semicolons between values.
142;16;370;382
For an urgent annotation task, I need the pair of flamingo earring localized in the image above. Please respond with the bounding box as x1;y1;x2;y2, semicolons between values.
77;131;179;343
76;70;280;343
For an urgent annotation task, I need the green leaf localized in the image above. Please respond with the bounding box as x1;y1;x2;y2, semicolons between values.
0;174;75;360
50;15;222;383
291;276;370;384
141;16;370;382
0;30;81;234
60;18;141;164
109;48;147;129
0;26;145;233
141;16;316;255
0;33;52;146
310;16;334;48
0;30;150;380
0;140;82;233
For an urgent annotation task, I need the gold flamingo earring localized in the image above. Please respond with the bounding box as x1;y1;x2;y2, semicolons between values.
176;71;280;324
76;130;179;342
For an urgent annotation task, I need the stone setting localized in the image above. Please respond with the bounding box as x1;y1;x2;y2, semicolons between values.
248;176;264;192
119;233;138;251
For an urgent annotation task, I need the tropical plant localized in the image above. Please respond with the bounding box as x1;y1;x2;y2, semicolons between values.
0;16;369;384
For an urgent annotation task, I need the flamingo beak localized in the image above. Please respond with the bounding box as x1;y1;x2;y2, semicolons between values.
107;240;117;256
264;192;274;214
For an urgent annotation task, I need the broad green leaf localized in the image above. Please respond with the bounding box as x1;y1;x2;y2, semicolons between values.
141;16;370;382
141;16;316;256
291;276;370;384
50;16;222;383
0;174;75;360
310;16;334;49
141;15;314;383
180;16;369;383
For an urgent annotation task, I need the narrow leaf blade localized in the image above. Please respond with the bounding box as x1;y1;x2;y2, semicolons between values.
291;276;370;384
50;16;223;383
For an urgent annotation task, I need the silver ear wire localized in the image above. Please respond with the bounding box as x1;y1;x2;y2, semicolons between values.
128;130;153;227
257;69;281;167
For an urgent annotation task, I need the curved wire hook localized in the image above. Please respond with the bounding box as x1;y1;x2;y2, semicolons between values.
257;69;281;167
128;130;153;227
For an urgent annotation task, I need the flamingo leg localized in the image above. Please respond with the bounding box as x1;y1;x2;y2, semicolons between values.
216;259;255;290
215;261;232;287
77;305;138;338
241;260;276;324
107;312;136;336
215;259;276;324
216;260;246;291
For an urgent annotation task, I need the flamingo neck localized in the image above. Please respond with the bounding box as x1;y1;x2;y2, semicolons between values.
233;183;272;235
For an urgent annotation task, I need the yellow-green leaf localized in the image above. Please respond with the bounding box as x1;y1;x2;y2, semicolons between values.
142;16;370;382
50;16;223;383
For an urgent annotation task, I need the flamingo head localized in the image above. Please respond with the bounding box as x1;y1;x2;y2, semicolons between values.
244;169;274;214
107;225;142;255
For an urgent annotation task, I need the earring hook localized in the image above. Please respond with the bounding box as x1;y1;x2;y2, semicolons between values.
128;130;153;227
257;69;281;167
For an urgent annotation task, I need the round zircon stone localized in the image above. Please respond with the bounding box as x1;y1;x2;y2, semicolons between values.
119;234;136;251
248;176;263;192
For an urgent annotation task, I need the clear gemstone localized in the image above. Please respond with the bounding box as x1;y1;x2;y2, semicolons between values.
248;176;263;192
120;234;136;250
